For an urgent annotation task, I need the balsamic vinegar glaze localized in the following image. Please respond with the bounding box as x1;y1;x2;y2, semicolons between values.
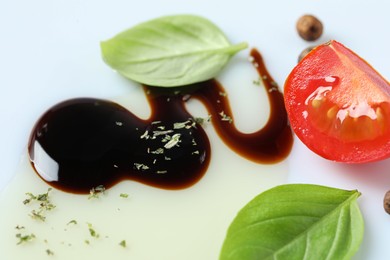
28;49;293;194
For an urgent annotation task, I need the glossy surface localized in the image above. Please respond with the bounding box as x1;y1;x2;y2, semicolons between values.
28;49;292;193
29;97;211;193
1;1;390;260
284;41;390;163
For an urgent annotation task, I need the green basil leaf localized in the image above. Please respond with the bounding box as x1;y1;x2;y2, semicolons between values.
100;15;247;87
220;184;364;260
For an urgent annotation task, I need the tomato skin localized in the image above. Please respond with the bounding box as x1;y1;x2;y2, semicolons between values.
284;40;390;163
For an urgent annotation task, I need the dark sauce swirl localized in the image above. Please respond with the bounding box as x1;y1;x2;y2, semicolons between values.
28;49;293;194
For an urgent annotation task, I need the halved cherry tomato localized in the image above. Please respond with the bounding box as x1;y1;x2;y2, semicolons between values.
284;40;390;163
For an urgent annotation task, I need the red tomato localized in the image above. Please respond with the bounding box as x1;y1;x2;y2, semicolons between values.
284;40;390;163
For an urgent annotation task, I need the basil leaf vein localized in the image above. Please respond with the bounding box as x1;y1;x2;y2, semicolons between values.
101;15;247;87
220;184;364;260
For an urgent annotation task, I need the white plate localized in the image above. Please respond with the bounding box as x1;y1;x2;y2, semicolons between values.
1;0;390;259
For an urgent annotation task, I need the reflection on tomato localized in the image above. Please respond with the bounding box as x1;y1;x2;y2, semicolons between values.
284;40;390;163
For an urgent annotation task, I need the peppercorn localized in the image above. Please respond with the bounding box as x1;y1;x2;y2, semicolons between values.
296;15;323;41
298;46;316;63
384;190;390;214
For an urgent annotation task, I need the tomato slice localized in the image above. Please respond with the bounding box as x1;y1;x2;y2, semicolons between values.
284;40;390;163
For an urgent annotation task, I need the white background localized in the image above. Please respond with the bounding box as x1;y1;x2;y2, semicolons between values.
1;0;390;259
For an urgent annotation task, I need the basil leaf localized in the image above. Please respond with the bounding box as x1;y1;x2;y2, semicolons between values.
220;184;364;260
101;15;247;87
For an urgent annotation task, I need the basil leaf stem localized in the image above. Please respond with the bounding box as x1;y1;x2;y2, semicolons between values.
101;15;247;87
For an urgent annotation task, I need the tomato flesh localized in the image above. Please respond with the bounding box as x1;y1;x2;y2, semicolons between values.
284;40;390;163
